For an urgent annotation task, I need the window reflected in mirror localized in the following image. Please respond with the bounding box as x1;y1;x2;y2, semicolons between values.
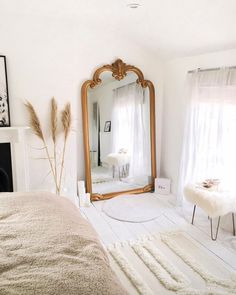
88;72;152;195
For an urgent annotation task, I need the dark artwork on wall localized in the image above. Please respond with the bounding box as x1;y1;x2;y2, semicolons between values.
104;121;111;132
0;56;10;127
0;143;13;192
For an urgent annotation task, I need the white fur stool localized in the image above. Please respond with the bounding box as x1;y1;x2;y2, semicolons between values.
184;184;236;240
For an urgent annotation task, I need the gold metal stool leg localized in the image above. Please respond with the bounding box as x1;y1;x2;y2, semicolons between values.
191;205;196;225
232;213;235;236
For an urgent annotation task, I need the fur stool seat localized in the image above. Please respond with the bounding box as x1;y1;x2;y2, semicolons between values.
184;184;236;218
184;184;236;240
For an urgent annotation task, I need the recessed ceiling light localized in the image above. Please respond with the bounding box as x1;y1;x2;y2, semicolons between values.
127;3;141;9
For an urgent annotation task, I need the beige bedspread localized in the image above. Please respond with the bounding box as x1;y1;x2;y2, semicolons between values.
0;192;127;295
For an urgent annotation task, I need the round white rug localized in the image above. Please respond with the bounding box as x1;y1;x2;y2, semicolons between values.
102;194;168;223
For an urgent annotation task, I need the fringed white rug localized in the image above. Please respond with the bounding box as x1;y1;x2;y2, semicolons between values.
106;231;236;295
102;194;170;222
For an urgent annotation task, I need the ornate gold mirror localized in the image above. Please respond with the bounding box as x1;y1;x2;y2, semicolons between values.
81;59;156;201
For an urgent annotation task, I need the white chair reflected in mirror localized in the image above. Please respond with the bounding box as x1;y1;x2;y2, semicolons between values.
105;149;130;180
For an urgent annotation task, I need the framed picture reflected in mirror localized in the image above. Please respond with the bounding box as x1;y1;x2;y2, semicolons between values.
104;121;111;132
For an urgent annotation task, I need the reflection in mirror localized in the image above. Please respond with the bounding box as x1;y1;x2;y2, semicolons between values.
88;72;151;195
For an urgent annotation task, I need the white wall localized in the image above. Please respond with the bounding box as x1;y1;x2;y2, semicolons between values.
0;10;164;202
161;48;236;196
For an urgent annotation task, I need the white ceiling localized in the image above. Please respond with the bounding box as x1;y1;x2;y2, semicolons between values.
1;0;236;59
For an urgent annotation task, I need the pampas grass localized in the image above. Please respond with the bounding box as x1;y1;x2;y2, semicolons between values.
51;97;58;143
61;103;71;140
25;99;72;195
25;101;57;190
25;101;44;141
50;98;59;194
58;103;71;194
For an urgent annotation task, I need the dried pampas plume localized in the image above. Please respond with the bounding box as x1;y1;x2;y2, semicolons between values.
59;102;72;193
25;101;44;141
61;103;71;140
50;97;58;193
51;97;58;143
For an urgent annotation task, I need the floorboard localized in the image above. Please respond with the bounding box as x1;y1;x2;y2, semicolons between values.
79;193;236;270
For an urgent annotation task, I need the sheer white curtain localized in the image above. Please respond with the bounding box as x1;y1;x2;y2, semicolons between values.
178;67;236;205
111;82;150;178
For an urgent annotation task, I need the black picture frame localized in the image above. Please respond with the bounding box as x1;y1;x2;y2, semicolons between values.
0;55;10;127
104;121;111;132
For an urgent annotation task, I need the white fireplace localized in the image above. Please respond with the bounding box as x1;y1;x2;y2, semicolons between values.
0;126;30;191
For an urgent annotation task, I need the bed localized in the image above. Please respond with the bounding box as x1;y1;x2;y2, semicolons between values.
0;192;127;295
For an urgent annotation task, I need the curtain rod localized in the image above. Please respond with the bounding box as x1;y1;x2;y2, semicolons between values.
188;66;236;74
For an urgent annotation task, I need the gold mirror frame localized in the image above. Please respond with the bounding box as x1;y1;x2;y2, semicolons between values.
81;59;156;201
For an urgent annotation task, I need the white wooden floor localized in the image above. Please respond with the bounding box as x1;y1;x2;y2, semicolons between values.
80;193;236;271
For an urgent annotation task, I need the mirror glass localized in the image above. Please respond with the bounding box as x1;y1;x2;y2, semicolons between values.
87;72;152;195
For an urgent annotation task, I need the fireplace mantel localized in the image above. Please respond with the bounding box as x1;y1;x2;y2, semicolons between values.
0;126;30;143
0;126;30;191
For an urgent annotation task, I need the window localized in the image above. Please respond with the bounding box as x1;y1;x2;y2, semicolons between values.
178;68;236;201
